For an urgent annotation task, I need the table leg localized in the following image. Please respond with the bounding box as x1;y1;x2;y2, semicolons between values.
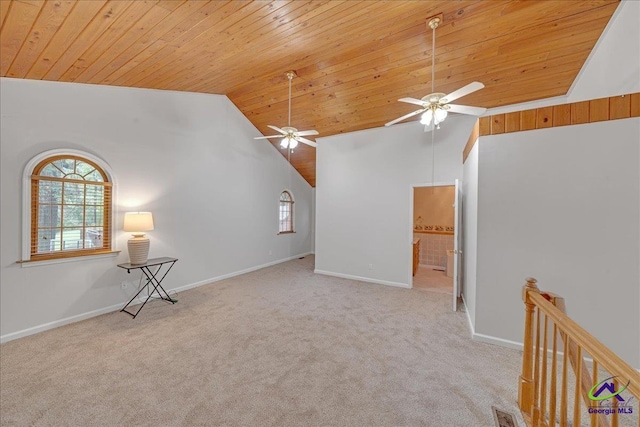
140;265;175;302
120;260;177;318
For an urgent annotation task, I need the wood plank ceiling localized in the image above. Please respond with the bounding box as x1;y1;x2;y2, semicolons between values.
0;0;620;186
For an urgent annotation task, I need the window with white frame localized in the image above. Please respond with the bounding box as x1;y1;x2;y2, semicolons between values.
26;152;113;261
279;191;294;233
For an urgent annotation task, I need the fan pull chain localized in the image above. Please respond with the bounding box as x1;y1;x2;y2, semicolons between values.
432;122;435;188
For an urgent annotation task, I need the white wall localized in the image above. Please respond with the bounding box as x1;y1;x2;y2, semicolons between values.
0;78;313;340
475;118;640;367
315;115;476;287
484;0;639;117
568;0;640;102
466;0;640;367
461;141;479;329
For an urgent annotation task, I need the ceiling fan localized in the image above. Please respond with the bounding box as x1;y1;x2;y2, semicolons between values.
254;71;319;151
385;17;486;131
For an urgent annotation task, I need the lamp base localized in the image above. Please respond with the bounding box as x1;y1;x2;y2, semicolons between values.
127;236;150;265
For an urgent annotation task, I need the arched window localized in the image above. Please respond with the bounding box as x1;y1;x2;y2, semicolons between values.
26;152;113;261
279;191;294;234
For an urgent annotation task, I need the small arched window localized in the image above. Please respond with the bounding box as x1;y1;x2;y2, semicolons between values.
279;191;294;234
27;153;113;261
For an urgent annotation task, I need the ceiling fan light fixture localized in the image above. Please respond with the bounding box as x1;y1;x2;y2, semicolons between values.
420;109;433;126
255;71;318;152
385;14;484;129
434;108;448;123
421;106;448;127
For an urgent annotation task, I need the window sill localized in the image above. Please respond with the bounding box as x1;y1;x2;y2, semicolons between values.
18;251;120;268
277;231;295;235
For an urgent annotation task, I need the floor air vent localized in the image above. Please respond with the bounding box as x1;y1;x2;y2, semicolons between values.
491;406;518;427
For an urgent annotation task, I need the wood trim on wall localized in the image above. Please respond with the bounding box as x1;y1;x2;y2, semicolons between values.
463;92;640;163
462;120;480;164
479;92;640;137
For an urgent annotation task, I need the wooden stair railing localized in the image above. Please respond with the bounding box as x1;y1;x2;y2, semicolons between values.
518;278;640;427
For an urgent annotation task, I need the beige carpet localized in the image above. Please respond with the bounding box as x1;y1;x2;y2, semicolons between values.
1;256;525;426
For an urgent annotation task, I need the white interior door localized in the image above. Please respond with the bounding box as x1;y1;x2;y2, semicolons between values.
452;179;462;311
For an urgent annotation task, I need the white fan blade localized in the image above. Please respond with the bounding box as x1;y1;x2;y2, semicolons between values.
254;135;283;140
385;108;425;126
441;82;484;104
447;104;487;116
296;137;318;147
295;129;319;136
398;97;426;107
267;125;287;135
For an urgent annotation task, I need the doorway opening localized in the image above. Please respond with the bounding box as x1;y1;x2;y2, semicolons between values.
411;184;455;295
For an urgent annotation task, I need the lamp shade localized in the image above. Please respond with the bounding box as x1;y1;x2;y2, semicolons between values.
123;212;154;233
434;108;448;123
420;109;433;125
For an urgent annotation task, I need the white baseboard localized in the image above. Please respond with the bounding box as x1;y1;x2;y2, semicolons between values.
472;332;524;351
459;293;523;351
471;333;605;369
313;269;411;289
0;302;127;344
0;252;313;344
461;293;475;337
170;252;314;295
458;299;638;368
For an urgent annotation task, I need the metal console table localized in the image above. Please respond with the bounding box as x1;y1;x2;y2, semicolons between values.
118;257;178;319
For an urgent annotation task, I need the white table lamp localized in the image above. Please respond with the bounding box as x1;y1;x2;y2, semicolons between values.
123;212;154;264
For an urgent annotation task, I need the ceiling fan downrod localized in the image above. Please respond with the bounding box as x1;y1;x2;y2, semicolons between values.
282;70;297;152
428;17;440;95
286;71;295;128
253;70;319;151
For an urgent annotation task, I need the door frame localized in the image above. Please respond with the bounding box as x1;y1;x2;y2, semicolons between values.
408;181;456;289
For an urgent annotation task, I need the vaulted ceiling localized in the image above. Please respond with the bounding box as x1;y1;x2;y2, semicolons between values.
0;0;620;186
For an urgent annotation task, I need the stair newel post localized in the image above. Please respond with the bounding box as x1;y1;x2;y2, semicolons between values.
519;277;540;420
